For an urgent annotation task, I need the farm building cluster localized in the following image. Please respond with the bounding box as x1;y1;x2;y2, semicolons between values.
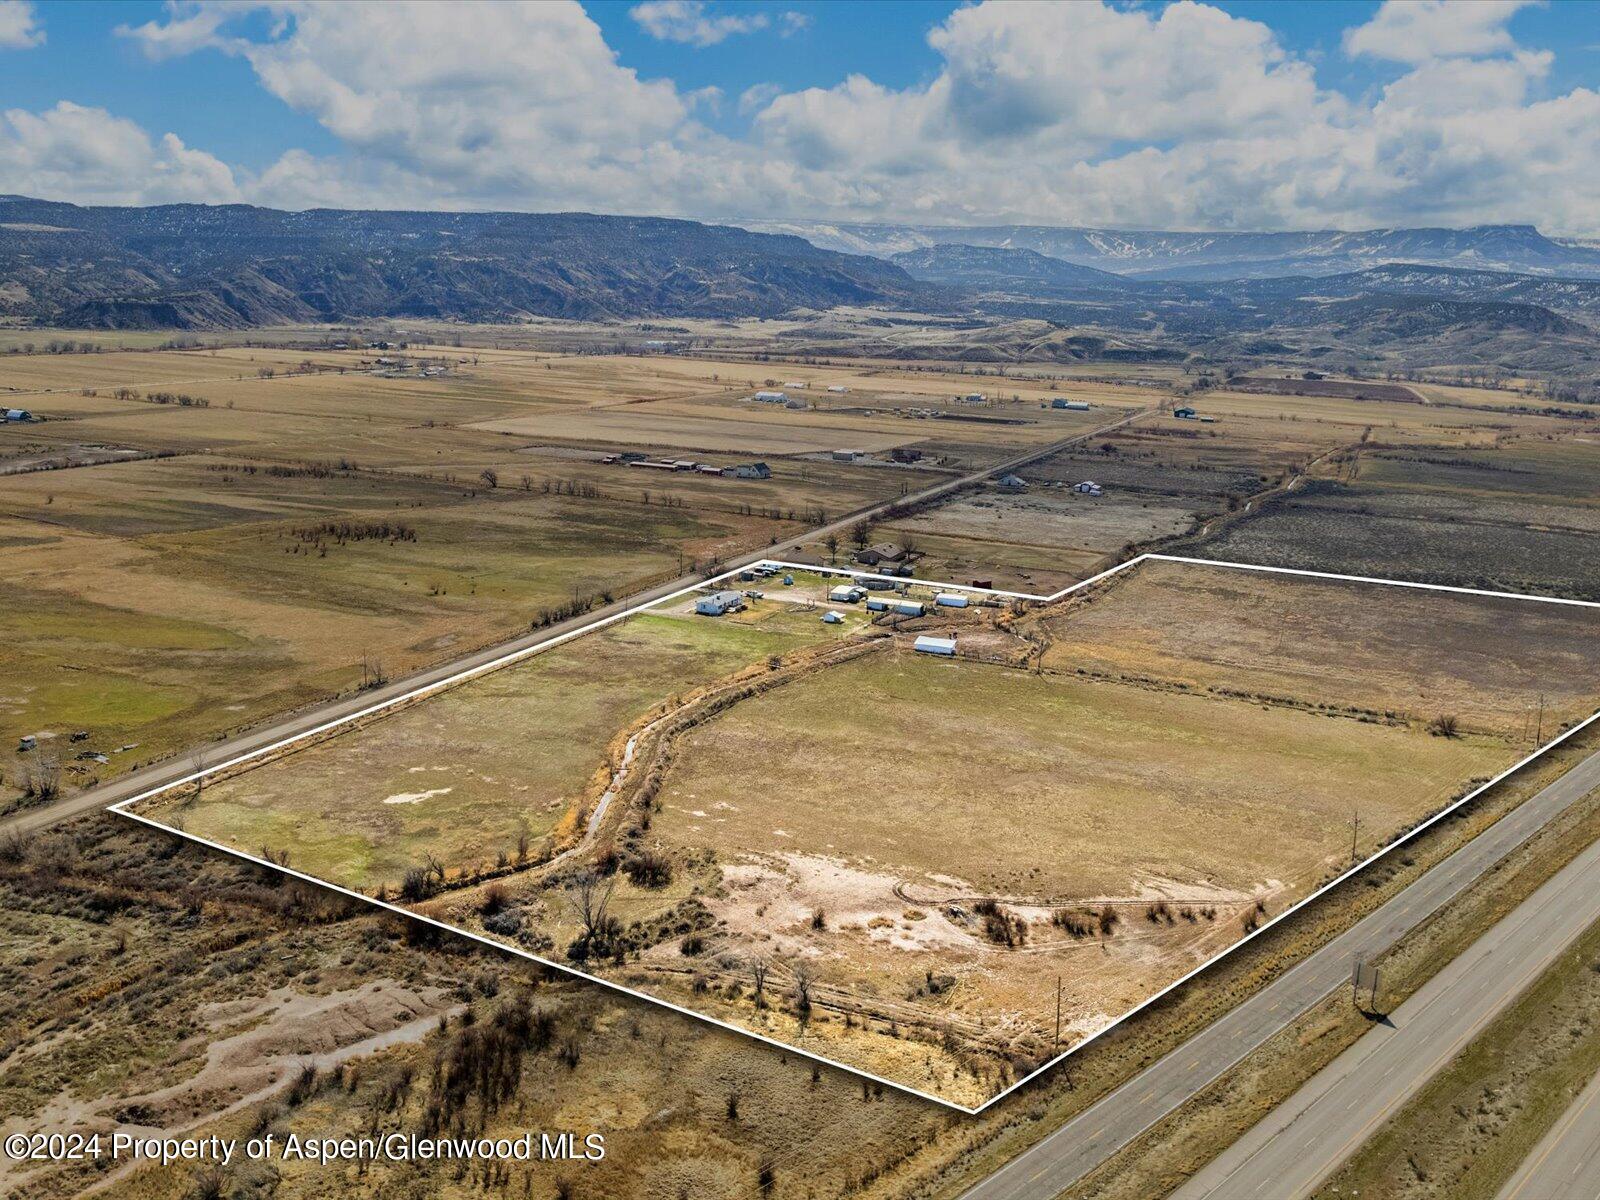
600;450;771;479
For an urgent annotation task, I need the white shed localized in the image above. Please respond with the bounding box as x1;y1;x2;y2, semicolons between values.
935;593;969;608
914;635;957;656
828;584;864;603
822;611;845;624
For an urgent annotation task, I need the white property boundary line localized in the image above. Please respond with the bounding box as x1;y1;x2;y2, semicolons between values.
108;553;1600;1114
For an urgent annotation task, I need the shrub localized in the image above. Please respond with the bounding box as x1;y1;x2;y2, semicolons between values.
624;851;673;888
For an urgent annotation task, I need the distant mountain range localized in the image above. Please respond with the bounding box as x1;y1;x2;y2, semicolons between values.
745;220;1600;281
1;198;1597;380
0;196;925;329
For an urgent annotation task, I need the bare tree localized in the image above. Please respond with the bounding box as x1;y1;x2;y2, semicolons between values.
849;520;873;551
750;957;770;1009
565;870;615;946
822;532;839;564
791;960;816;1027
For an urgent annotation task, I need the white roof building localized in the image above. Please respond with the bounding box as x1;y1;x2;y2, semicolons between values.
695;590;744;616
914;635;957;656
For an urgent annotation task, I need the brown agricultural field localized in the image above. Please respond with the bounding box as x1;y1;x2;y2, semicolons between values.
1035;557;1600;738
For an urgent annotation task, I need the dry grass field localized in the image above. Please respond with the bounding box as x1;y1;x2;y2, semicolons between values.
124;553;1595;1106
1037;558;1600;738
150;602;852;893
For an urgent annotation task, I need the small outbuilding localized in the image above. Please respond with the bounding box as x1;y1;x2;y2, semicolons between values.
828;584;865;604
914;635;957;657
695;590;745;616
752;390;789;404
4;409;35;422
997;473;1027;491
1074;480;1103;495
935;593;969;608
822;610;845;624
1173;406;1198;419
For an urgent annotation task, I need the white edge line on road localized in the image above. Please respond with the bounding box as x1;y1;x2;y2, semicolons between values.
105;551;1600;1115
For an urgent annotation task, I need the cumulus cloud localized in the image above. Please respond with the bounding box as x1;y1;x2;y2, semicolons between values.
0;101;239;204
1344;0;1535;65
630;1;767;47
52;0;1600;236
0;0;43;49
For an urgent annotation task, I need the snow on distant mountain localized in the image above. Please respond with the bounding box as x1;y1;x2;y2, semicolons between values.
741;220;1600;281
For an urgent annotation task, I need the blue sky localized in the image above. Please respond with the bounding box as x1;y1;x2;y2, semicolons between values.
3;1;1599;233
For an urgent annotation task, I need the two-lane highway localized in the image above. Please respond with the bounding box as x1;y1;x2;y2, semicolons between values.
3;404;1151;840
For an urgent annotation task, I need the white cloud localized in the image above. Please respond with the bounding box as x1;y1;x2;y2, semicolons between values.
118;4;231;60
738;81;783;116
779;11;810;37
630;1;767;47
0;101;239;204
49;0;1600;237
0;0;43;49
1344;0;1536;65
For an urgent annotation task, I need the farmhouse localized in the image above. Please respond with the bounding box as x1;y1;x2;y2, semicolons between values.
695;590;745;616
726;461;772;479
854;542;908;567
914;635;957;656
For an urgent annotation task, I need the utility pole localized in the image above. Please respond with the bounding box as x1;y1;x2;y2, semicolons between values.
1054;975;1062;1056
1350;807;1360;869
1536;692;1546;746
